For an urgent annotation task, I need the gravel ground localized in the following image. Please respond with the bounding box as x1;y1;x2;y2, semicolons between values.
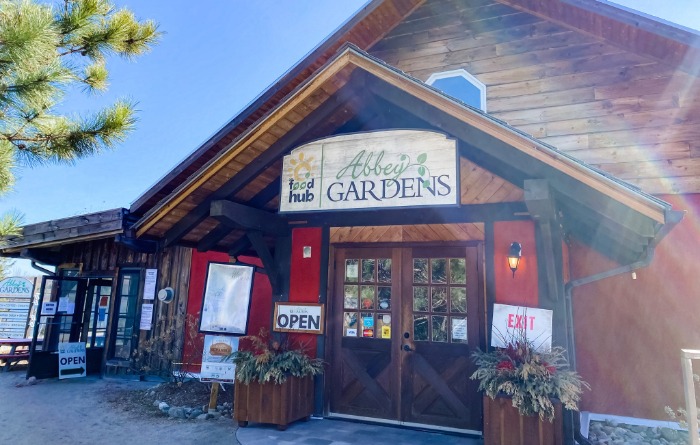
0;371;239;445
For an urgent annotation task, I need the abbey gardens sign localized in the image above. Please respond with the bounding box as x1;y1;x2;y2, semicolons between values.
280;130;459;213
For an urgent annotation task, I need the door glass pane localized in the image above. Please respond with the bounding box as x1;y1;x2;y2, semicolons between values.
111;270;140;360
345;259;359;282
342;254;393;341
432;316;448;342
432;287;447;312
361;259;376;282
450;258;466;284
360;312;374;338
360;286;375;310
413;259;428;283
378;286;391;310
377;314;391;339
414;315;428;341
413;286;429;312
431;259;447;284
378;259;391;283
450;288;467;313
451;317;468;343
343;312;358;337
344;285;358;309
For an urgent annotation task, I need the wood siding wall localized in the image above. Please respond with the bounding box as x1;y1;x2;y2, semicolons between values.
60;238;193;375
370;0;700;195
329;157;522;244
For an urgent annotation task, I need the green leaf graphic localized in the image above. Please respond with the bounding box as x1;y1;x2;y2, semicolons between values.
418;166;426;176
417;153;427;164
423;180;431;188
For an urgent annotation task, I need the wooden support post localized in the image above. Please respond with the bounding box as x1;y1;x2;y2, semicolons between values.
208;382;220;413
682;349;700;445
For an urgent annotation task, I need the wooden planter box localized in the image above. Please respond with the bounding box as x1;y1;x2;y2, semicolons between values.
234;375;314;430
483;395;563;445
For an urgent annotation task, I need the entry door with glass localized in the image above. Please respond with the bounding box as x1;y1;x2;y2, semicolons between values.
29;276;112;379
330;245;484;432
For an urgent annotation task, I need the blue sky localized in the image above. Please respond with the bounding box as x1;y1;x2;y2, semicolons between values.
5;0;700;275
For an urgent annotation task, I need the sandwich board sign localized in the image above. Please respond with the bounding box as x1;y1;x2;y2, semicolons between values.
58;342;86;379
0;277;33;338
200;335;238;383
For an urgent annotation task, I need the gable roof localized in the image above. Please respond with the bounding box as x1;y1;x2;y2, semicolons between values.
130;44;678;264
1;208;127;255
130;0;700;220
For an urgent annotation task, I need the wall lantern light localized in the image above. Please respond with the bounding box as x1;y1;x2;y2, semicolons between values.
507;242;522;278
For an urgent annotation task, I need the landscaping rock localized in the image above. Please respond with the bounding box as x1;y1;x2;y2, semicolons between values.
158;402;170;413
168;406;186;419
588;420;687;445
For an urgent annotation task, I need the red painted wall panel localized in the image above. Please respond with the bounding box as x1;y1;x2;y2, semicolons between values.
182;251;272;372
572;193;700;419
287;227;323;356
493;220;538;307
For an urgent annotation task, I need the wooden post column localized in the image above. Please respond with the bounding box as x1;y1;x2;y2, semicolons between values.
525;179;574;445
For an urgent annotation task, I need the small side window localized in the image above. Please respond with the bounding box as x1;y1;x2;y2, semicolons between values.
426;69;486;111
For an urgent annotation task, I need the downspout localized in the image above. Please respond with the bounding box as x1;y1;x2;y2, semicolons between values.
30;261;55;276
564;210;684;445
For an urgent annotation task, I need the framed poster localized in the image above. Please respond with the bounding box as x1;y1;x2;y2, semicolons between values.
200;335;238;383
199;262;254;335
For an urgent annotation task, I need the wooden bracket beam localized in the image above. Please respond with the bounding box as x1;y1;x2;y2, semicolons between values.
245;231;279;294
210;200;289;236
197;179;282;252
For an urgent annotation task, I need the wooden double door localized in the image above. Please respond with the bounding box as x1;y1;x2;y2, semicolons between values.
330;245;485;432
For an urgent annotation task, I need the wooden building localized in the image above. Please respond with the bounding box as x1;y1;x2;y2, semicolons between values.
4;0;700;442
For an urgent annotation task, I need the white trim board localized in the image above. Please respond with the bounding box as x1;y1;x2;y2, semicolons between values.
328;412;482;437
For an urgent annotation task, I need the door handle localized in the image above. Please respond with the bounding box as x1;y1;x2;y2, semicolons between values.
402;344;413;352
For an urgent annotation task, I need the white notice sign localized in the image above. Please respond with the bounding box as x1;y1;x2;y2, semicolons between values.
280;130;459;213
452;318;467;342
41;301;57;315
491;304;552;352
58;342;86;379
143;269;157;300
140;303;154;330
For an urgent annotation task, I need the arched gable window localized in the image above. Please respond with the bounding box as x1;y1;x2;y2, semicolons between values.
426;69;486;111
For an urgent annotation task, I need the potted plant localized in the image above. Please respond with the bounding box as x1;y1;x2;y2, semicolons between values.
471;331;589;445
231;329;324;430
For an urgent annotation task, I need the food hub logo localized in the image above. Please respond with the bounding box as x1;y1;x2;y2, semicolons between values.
286;151;316;204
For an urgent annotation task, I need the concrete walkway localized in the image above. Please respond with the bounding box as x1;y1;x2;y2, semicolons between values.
236;418;483;445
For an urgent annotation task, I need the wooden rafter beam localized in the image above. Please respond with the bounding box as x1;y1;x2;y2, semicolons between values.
228;237;252;258
210;200;289;236
162;82;358;247
293;203;529;227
